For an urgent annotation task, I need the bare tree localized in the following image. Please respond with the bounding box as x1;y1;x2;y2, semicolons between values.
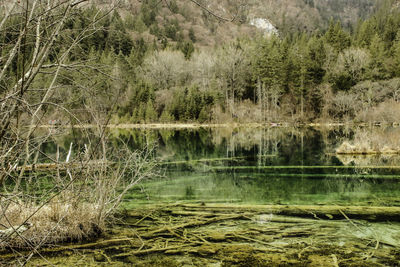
141;49;188;89
329;47;371;84
215;42;250;117
0;1;157;264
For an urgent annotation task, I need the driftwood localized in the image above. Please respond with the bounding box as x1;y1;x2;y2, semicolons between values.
43;237;140;252
174;204;400;221
142;214;249;238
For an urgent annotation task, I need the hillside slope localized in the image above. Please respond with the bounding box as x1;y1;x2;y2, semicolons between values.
116;0;378;47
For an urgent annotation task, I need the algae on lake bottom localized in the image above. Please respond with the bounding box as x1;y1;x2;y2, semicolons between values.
5;203;399;266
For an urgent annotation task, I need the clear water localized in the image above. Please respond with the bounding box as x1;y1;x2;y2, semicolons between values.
118;126;400;207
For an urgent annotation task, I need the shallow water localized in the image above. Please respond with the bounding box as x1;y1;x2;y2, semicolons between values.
117;126;400;208
6;125;400;266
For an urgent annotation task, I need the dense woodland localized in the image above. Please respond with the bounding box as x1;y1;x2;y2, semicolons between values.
2;0;400;124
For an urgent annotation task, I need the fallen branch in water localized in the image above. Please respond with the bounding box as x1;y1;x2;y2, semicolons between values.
142;214;249;238
176;204;400;222
114;244;194;258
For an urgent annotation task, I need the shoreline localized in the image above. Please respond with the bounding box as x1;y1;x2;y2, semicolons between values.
38;121;400;130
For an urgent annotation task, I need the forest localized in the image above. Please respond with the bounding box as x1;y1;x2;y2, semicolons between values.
1;1;400;126
2;0;399;126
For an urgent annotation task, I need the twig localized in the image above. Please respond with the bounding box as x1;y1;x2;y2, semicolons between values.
191;233;210;244
339;209;363;232
134;213;152;226
114;244;194;258
232;233;283;250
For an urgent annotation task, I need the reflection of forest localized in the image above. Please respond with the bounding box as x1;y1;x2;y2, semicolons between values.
210;126;340;167
49;126;400;169
134;168;400;206
211;127;285;164
99;126;400;206
109;126;348;167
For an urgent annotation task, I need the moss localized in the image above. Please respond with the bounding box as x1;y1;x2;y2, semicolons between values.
4;205;400;266
207;232;227;241
193;244;222;256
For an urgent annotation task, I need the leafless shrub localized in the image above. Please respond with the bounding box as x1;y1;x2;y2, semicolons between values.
326;91;359;119
141;49;189;89
0;1;157;260
334;48;370;82
350;78;400;110
0;133;157;251
357;100;400;124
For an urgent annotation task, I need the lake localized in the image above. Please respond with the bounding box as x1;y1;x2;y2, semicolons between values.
7;125;400;266
115;125;400;208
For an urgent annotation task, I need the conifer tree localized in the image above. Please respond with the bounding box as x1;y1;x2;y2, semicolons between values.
368;34;389;80
145;100;157;122
355;19;376;47
324;20;351;51
392;32;400;76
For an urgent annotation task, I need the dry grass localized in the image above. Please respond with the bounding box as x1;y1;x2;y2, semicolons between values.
0;196;102;248
0;140;156;250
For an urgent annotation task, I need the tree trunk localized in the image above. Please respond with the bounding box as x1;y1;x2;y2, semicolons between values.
178;203;400;222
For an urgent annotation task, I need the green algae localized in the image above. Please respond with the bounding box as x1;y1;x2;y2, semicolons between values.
4;204;399;266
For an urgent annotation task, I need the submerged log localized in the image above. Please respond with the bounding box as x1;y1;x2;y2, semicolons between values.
42;237;141;252
114;244;194;258
0;237;141;260
14;160;112;172
176;204;400;221
142;214;249;238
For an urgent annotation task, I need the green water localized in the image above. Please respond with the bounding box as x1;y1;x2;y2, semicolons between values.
117;126;400;208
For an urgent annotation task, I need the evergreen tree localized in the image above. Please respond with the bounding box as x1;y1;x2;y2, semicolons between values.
160;109;175;122
391;31;400;76
253;37;284;92
141;1;158;27
324;20;351;51
368;34;389;80
145;100;157;122
383;16;398;47
306;36;326;85
189;27;196;43
198;107;210;122
179;41;195;59
355;18;376;47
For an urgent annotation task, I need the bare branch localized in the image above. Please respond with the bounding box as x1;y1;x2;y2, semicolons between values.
0;0;19;31
186;0;239;22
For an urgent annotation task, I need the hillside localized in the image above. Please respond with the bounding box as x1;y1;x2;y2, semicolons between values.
115;0;378;47
2;0;399;127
